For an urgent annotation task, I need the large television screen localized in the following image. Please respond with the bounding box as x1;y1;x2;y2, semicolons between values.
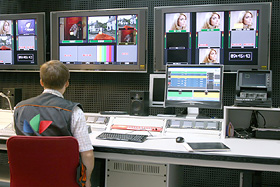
50;8;147;72
165;65;223;117
154;2;271;72
0;12;45;70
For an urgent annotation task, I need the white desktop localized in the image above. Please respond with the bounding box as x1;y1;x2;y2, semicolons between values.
1;109;280;187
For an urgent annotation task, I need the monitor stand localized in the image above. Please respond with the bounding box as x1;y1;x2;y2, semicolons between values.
156;107;176;117
186;107;199;119
185;107;210;119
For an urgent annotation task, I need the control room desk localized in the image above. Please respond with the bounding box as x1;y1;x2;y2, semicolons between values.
1;108;280;186
90;132;280;172
89;130;280;187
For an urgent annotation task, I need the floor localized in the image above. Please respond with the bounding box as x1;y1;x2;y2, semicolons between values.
0;153;10;187
0;181;10;187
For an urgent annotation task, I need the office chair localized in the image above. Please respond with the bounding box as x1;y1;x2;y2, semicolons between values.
7;136;80;187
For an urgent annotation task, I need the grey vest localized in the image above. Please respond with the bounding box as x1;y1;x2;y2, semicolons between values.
14;93;82;136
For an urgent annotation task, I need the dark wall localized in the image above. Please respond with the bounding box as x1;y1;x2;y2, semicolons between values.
0;0;279;118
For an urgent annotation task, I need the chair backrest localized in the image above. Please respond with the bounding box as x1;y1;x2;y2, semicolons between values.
7;136;80;187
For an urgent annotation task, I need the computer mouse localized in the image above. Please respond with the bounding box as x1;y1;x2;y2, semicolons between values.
176;136;184;143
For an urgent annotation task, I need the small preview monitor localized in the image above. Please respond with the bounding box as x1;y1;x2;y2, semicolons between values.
0;13;45;70
165;65;223;118
50;8;147;72
237;70;272;88
154;2;271;72
235;69;272;107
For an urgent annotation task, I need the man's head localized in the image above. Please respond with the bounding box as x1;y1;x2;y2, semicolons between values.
40;60;70;92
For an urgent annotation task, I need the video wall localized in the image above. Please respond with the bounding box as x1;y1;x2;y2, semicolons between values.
0;3;271;72
154;3;271;72
59;15;137;64
0;13;45;70
51;8;147;72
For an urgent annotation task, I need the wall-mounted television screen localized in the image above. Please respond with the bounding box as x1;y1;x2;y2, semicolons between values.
154;2;271;72
0;12;45;70
51;8;147;72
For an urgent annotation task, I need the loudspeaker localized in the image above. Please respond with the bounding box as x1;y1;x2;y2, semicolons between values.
129;91;149;116
1;88;22;110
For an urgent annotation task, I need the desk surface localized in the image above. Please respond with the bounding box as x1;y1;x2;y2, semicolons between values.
0;110;13;129
89;131;280;172
1;110;280;172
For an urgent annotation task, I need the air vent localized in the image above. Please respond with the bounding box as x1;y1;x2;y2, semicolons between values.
107;160;167;176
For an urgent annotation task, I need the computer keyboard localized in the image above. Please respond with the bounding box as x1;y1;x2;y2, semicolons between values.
96;132;148;143
99;111;128;115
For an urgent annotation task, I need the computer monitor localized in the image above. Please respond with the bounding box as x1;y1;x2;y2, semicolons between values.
149;74;165;107
165;65;223;118
154;2;271;72
0;12;45;70
50;7;147;72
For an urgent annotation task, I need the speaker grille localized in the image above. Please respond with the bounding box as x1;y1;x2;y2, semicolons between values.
131;101;142;113
130;91;149;116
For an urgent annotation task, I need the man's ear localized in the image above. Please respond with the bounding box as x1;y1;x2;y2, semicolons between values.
40;79;44;87
65;80;69;88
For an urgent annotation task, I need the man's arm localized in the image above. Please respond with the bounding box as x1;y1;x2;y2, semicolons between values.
81;150;94;187
71;106;95;186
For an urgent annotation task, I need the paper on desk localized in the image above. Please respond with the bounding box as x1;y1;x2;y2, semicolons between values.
182;143;194;152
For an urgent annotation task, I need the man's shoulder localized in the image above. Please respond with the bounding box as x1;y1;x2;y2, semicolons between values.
15;95;41;107
15;93;82;111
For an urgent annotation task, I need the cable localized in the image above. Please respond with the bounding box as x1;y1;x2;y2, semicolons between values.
0;92;6;98
0;92;13;113
234;128;251;139
0;92;15;132
256;111;266;128
249;110;258;131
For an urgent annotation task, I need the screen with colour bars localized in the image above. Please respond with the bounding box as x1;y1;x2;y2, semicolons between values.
51;8;147;72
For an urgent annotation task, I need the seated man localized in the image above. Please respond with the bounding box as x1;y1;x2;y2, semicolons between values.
14;60;94;187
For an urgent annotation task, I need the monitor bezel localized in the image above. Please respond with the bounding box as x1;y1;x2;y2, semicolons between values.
50;7;148;73
164;64;224;109
0;12;46;71
154;2;271;73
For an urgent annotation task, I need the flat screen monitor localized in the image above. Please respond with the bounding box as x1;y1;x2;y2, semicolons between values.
50;8;147;72
154;2;271;72
149;74;165;107
0;12;45;70
165;65;223;118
